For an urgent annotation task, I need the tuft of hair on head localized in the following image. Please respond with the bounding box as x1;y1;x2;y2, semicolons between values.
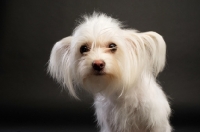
73;12;124;35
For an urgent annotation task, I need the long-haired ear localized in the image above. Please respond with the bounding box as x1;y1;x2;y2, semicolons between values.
48;37;78;99
124;30;166;77
48;37;71;82
139;31;166;76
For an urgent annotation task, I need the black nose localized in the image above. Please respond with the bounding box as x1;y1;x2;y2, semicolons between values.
92;60;105;71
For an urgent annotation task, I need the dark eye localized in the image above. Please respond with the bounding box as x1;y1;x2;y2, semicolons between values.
80;45;90;54
109;43;117;52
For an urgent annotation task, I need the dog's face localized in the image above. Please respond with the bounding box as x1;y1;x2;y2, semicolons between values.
70;19;125;95
48;13;166;98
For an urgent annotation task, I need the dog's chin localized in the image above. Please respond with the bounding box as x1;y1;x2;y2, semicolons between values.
82;71;117;94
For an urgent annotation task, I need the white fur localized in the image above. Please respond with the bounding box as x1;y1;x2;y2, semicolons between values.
48;13;171;132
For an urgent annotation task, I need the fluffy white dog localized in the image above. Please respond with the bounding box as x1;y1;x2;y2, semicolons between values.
48;13;171;132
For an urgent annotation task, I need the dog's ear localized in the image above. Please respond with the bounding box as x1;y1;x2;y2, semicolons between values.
48;36;80;99
48;36;79;98
124;30;166;76
48;37;71;81
139;31;166;76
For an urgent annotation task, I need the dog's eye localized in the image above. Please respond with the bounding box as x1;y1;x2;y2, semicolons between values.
109;43;117;52
80;45;90;54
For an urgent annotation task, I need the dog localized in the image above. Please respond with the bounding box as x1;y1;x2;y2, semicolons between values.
48;12;172;132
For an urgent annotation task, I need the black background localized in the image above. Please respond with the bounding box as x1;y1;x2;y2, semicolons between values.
1;0;200;131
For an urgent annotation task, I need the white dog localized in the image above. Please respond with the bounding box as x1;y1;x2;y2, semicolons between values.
48;13;172;132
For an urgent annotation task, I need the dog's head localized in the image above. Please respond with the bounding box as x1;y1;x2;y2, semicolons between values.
48;13;166;98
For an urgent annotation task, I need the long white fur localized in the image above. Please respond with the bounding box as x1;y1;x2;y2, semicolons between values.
48;12;171;132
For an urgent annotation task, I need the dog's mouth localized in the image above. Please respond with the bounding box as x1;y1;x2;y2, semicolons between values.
94;71;106;76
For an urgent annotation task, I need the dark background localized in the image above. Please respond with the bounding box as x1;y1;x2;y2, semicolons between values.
1;0;200;131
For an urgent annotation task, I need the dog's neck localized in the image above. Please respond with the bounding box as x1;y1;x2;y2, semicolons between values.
95;74;156;105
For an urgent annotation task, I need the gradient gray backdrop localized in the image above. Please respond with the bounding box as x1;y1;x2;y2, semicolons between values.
1;0;200;131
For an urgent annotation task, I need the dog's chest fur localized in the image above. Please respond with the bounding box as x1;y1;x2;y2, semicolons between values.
95;93;151;132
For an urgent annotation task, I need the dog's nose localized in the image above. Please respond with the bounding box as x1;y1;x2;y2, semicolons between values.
92;60;105;71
